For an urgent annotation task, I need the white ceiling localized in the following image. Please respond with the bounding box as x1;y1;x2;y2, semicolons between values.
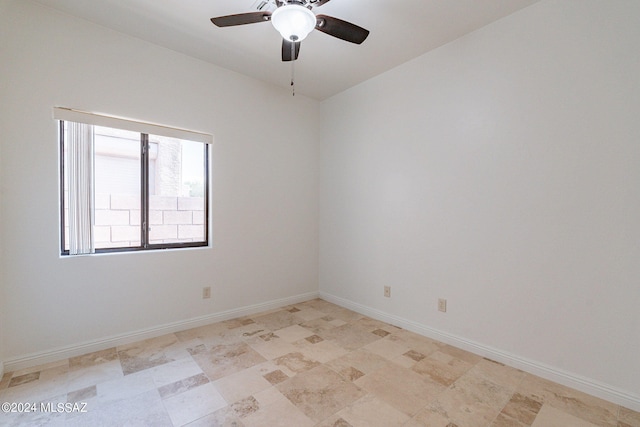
32;0;541;100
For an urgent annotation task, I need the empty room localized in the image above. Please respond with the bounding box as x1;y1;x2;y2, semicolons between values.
0;0;638;425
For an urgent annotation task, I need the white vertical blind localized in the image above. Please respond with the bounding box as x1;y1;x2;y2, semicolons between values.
67;122;95;255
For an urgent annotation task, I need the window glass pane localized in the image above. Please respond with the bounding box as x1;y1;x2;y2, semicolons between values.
62;132;69;251
61;116;208;255
93;126;141;249
148;136;206;244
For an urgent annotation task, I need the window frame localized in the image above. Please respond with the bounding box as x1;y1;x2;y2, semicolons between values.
58;114;210;256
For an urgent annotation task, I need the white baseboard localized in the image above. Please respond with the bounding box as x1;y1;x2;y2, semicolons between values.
4;291;319;373
319;291;640;412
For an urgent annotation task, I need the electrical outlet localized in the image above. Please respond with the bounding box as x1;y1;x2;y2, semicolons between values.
202;287;211;299
384;286;391;298
438;298;447;312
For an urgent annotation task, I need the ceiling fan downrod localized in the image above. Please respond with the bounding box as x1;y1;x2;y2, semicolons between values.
290;35;297;96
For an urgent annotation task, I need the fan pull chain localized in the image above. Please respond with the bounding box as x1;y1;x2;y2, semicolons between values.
290;40;296;96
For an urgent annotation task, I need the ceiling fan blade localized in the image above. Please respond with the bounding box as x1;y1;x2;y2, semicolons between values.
315;15;369;44
282;40;301;62
312;0;332;6
210;12;271;27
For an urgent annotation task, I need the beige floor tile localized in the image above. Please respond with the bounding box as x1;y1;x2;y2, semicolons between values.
619;406;640;427
362;336;411;360
517;373;579;403
297;298;337;312
273;351;321;376
163;382;227;426
12;359;69;377
0;372;12;390
355;361;445;416
273;324;315;342
262;369;289;385
68;389;173;427
293;307;327;322
144;356;206;389
490;412;529;427
499;392;543;425
174;322;228;343
322;323;383;351
67;384;97;403
517;373;618;426
192;342;267;381
230;395;260;418
315;416;356;427
406;404;457;427
250;310;302;331
471;358;526;391
300;317;340;335
158;373;209;399
429;392;500;427
241;393;315;427
277;364;366;422
322;306;364;323
326;348;389;378
221;319;270;342
245;335;300;360
388;329;443;357
0;365;70;405
69;348;117;370
8;371;40;388
117;333;192;376
423;362;513;427
39;364;71;382
412;350;474;386
253;385;288;407
213;362;275;404
328;318;349;327
439;345;483;365
451;367;514;410
552;393;618;426
332;394;410;427
66;359;124;392
531;404;600;427
237;325;271;340
351;317;398;333
2;402;68;427
98;354;201;403
391;353;419;369
293;338;349;363
223;316;259;329
96;369;157;404
184;406;246;427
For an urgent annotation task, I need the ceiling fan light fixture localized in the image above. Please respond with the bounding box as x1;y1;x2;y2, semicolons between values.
271;4;316;41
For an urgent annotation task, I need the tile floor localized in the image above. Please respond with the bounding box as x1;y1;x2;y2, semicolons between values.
1;299;638;426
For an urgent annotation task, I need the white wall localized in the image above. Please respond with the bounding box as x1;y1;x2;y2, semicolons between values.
320;0;640;407
0;0;11;380
0;1;319;363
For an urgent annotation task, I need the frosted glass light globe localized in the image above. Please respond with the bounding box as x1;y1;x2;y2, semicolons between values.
271;4;316;41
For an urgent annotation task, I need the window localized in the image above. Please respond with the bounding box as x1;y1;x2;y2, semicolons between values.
56;108;211;255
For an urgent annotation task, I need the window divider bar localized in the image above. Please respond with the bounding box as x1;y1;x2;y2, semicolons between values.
141;134;150;248
204;144;210;244
59;121;67;254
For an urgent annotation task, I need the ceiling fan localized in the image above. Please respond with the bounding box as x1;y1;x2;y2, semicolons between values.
210;0;370;62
